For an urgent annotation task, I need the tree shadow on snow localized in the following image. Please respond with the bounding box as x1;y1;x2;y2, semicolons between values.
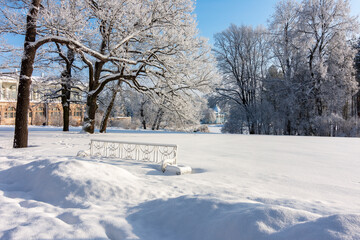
76;156;206;176
77;156;159;170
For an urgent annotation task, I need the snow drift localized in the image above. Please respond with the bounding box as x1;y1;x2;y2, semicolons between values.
0;159;145;208
128;197;360;240
0;126;360;239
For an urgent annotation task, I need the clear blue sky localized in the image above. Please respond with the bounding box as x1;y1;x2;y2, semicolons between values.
194;0;360;45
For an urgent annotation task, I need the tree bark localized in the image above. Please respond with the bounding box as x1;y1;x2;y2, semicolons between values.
82;95;98;133
61;81;71;131
99;85;119;133
62;100;70;131
81;54;105;133
152;108;164;130
286;119;291;135
140;100;147;130
81;29;107;133
357;93;360;117
60;48;74;132
13;0;41;148
156;110;164;130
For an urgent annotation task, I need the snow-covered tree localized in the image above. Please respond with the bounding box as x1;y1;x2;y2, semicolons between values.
215;0;358;136
43;0;218;134
265;0;359;136
214;25;270;134
7;0;42;148
0;0;218;147
298;0;358;119
353;38;360;118
105;85;208;132
37;45;86;131
269;0;301;82
0;0;89;146
98;82;120;133
267;0;304;134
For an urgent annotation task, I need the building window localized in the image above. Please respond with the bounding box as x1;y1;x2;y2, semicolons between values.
9;85;17;100
74;107;82;116
6;107;16;118
35;107;44;116
51;108;60;116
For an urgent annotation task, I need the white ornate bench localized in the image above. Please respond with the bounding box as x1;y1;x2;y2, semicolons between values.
79;139;191;175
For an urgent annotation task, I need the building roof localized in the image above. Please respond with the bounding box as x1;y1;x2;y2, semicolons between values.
213;105;221;113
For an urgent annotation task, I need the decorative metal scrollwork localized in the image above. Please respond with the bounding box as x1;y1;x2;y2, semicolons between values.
90;139;177;163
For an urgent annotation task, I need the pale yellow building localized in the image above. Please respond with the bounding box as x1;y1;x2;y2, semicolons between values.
0;73;84;126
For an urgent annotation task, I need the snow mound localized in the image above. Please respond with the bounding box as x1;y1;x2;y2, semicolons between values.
272;214;360;240
0;159;144;208
128;196;360;240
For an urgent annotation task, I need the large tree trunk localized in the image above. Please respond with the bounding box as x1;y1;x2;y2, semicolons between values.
61;83;71;131
13;0;41;148
82;95;98;133
82;59;105;133
140;100;147;130
60;48;74;132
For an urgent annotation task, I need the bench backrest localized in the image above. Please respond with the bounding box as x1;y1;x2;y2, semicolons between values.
90;139;177;164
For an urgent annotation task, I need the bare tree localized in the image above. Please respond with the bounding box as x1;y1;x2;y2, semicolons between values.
268;0;305;135
75;0;217;133
214;25;270;134
0;0;218;146
57;46;76;131
99;79;122;133
298;0;358;117
39;45;84;131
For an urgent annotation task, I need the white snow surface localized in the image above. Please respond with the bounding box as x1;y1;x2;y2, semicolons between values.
0;126;360;239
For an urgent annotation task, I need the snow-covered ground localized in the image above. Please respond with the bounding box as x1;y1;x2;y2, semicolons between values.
0;126;360;239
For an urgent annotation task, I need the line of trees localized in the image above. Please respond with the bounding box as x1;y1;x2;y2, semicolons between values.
214;0;360;136
0;0;219;148
96;87;207;132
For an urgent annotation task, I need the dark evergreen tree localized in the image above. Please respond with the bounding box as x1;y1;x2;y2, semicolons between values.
354;39;360;117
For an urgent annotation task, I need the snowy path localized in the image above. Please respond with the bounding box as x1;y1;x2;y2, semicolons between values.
0;126;360;239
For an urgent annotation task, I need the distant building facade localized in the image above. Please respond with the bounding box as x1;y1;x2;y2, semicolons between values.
213;105;225;124
0;74;84;126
